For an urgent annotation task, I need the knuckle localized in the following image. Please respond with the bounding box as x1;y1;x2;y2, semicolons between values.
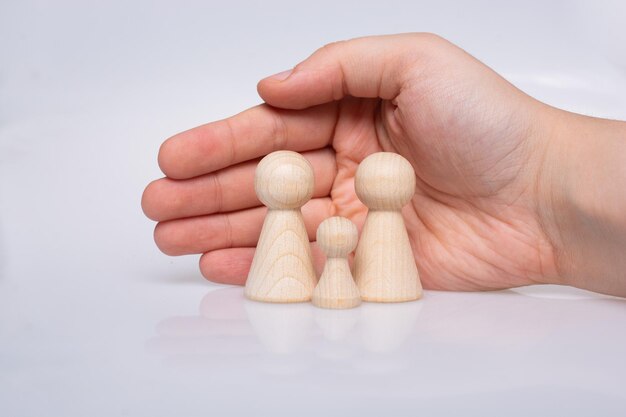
410;32;450;50
415;32;443;41
221;118;238;167
316;40;347;58
210;173;224;213
217;214;234;249
270;111;288;150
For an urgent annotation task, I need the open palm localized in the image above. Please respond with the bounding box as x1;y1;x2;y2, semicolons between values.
142;34;561;290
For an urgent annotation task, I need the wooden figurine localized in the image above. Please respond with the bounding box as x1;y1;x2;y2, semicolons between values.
244;151;317;303
353;152;422;302
312;216;361;309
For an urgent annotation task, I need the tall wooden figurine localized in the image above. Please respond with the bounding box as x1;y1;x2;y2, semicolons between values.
245;151;317;303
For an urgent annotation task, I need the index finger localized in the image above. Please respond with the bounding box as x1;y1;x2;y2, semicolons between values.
158;102;338;179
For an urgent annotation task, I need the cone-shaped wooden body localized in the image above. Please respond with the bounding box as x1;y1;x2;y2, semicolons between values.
245;151;317;303
312;217;361;309
353;152;422;302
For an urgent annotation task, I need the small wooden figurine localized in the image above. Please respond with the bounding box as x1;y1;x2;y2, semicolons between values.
312;216;361;309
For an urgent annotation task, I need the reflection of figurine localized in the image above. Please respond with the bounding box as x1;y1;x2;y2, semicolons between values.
244;299;314;354
314;308;360;342
148;287;423;371
358;301;423;353
148;286;620;399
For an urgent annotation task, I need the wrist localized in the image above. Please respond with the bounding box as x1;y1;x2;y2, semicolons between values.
537;109;626;296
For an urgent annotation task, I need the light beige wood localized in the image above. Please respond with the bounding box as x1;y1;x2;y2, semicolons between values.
244;151;317;303
353;152;423;302
312;216;361;309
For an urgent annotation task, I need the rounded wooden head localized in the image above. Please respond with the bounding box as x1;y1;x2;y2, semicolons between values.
355;152;416;210
255;151;315;209
316;216;358;258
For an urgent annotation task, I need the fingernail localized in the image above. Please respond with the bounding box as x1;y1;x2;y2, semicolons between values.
266;69;293;81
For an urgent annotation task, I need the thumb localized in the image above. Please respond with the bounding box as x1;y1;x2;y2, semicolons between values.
257;33;442;110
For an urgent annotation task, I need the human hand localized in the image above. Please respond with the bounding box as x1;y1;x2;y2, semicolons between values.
142;33;626;296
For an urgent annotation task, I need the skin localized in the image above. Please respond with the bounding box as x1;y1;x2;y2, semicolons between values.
142;33;626;297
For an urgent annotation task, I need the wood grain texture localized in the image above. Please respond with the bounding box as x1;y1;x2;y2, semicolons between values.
244;151;317;303
312;216;361;309
353;152;423;302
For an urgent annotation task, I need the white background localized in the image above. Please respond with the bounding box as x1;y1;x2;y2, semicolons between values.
1;1;626;416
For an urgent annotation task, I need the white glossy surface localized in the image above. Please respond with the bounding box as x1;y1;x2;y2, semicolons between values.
1;1;625;416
